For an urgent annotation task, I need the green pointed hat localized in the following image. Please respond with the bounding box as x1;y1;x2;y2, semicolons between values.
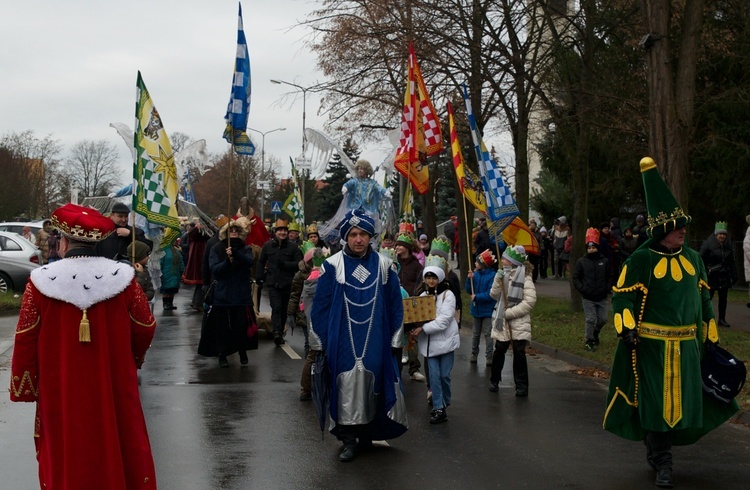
640;157;691;241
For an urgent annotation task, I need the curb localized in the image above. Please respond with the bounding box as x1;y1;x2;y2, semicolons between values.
530;340;749;426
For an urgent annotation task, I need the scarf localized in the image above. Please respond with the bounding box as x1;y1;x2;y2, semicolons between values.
505;265;526;307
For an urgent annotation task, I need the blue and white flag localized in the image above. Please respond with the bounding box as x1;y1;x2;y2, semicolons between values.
181;169;196;204
461;84;519;236
222;2;255;155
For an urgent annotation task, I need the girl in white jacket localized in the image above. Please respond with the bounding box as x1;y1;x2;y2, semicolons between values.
488;245;536;396
411;257;460;424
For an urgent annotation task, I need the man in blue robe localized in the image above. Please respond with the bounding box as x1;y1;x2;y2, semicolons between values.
310;209;407;462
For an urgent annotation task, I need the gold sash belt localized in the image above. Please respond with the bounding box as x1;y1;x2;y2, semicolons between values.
637;323;696;428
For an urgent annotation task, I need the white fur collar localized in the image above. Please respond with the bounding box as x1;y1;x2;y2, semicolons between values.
31;257;135;310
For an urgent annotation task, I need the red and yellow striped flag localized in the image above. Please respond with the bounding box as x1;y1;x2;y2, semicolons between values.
448;101;485;212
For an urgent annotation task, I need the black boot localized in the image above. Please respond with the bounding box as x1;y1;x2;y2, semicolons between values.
163;298;171;311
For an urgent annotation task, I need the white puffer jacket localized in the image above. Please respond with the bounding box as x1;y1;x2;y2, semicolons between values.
489;267;536;342
417;289;460;358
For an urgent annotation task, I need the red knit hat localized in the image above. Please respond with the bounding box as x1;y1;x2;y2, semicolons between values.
51;204;115;242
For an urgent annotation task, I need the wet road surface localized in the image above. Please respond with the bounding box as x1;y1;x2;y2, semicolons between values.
1;291;749;489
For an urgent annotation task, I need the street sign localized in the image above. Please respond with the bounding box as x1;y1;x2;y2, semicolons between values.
270;201;282;214
256;180;271;190
295;157;311;171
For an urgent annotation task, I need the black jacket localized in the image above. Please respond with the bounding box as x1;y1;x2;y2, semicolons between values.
256;237;303;288
209;238;254;306
700;234;738;290
572;252;611;301
95;226;152;260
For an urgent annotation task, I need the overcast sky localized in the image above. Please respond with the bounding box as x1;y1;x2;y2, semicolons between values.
0;0;394;187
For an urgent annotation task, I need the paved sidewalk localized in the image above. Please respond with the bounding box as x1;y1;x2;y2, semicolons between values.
532;275;750;332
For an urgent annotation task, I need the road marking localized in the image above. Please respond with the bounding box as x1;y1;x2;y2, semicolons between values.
281;344;301;359
0;340;13;357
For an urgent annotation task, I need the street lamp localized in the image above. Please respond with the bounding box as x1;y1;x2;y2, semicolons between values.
270;79;327;221
247;126;286;221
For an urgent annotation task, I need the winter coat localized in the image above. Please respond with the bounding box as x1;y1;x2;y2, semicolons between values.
256;237;303;289
465;266;497;318
572;252;611;301
700;234;738;290
417;284;460;358
209;238;254;306
160;245;185;292
489;267;536;342
397;253;423;295
744;226;750;282
288;260;312;321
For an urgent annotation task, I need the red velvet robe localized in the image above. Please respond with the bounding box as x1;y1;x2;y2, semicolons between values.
10;257;157;490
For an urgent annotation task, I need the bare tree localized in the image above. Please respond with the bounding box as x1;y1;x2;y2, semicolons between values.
65;140;122;197
0;130;63;218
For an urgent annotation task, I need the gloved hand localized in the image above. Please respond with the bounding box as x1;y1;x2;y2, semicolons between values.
385;188;392;198
621;329;638;350
341;186;348;195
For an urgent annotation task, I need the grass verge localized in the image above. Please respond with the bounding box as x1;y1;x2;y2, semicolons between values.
462;292;749;411
0;291;22;311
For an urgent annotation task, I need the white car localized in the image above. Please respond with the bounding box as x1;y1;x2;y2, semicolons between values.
0;220;45;237
0;230;42;293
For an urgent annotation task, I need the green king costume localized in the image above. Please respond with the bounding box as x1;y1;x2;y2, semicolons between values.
603;157;739;445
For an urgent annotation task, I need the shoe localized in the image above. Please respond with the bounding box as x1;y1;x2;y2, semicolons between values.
427;389;433;405
718;319;731;328
746;302;750;309
410;372;426;382
515;389;528;397
584;342;596;352
655;467;673;488
470;353;478;363
339;444;356;462
429;408;447;424
486;358;493;367
218;355;229;368
299;392;312;401
239;351;248;365
489;381;499;392
274;335;285;346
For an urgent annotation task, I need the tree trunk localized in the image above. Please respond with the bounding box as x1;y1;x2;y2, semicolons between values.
643;0;705;208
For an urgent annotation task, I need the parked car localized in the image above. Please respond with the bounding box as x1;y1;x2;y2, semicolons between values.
0;221;45;240
0;230;43;293
0;256;38;294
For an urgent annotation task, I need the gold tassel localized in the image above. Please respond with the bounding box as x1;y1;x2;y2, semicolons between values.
79;309;91;343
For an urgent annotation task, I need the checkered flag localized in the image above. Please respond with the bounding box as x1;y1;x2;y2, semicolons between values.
133;72;181;247
462;84;519;235
222;3;255;156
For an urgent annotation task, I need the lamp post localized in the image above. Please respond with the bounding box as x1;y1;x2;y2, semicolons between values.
247;126;286;221
270;79;327;222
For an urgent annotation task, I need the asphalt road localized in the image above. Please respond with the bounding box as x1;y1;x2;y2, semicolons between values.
1;285;749;489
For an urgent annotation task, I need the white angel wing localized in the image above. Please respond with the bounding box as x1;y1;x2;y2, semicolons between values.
109;122;136;161
175;139;208;178
304;128;356;178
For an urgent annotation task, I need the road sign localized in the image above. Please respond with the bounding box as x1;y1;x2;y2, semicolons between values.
257;180;271;191
271;201;282;214
295;157;311;171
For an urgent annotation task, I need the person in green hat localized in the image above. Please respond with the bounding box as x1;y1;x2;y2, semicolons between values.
603;157;740;489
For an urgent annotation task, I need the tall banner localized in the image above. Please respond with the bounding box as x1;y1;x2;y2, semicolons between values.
283;157;305;226
394;43;443;194
447;101;485;212
461;84;519;236
133;71;181;247
222;2;255;155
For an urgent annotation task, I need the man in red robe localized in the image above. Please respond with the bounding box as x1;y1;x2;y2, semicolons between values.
9;203;157;490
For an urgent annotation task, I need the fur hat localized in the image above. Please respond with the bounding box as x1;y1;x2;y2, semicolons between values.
219;218;250;241
51;203;115;242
